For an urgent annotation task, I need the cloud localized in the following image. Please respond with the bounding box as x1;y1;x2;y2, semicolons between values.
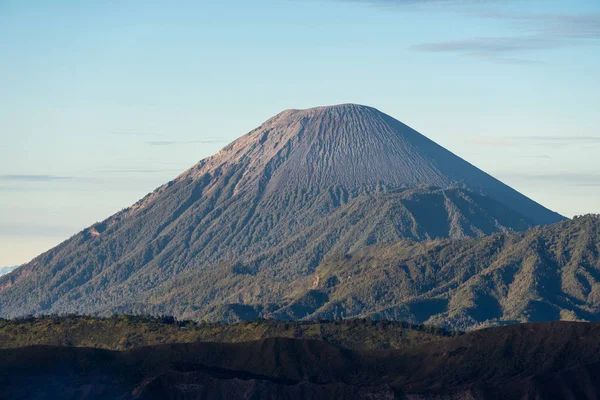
526;173;600;182
413;12;600;62
0;174;74;182
512;155;551;160
145;139;228;146
476;12;600;40
576;183;600;187
412;36;557;62
412;34;592;63
472;136;600;147
111;129;156;137
514;136;600;143
471;137;513;147
0;223;79;238
497;172;600;185
110;129;230;145
492;57;545;65
338;1;600;63
94;168;183;174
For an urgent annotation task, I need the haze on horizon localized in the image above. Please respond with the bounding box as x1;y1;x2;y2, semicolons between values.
1;0;599;267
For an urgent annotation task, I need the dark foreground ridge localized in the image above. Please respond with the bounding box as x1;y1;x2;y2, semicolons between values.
0;104;564;324
2;321;600;399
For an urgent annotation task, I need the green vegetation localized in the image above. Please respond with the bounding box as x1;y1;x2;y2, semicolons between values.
0;315;455;351
1;215;598;331
306;214;600;329
3;321;600;399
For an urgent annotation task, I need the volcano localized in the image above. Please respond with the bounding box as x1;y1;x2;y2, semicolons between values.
0;104;564;320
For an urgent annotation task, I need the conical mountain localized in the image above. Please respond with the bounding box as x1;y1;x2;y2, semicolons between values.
178;104;560;225
0;104;564;320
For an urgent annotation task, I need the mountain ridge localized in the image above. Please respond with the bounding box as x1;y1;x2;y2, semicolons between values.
0;104;566;322
304;214;600;329
176;104;562;224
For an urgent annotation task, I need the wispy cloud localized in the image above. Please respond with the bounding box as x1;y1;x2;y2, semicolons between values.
471;137;513;147
0;223;79;238
413;12;600;63
472;136;600;147
515;136;600;143
94;168;183;174
497;172;600;186
412;36;556;64
413;34;594;63
513;155;552;160
475;12;600;40
111;129;156;137
337;1;600;63
111;129;230;145
576;183;600;187
145;139;228;146
0;174;74;182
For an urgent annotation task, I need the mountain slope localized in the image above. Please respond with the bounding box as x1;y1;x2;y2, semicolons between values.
0;104;564;319
291;214;600;329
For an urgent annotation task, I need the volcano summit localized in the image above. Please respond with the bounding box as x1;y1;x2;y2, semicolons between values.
0;104;564;321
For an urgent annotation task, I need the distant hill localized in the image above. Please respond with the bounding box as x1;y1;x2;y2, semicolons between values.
0;104;564;321
0;266;17;277
2;321;600;399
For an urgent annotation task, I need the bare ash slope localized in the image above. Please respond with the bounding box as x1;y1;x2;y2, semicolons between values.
0;104;564;321
179;104;561;225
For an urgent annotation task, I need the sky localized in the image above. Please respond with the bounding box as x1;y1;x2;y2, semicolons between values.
1;0;599;266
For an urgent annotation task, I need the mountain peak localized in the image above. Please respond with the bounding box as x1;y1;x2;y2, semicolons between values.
180;105;562;226
264;103;379;128
281;103;376;114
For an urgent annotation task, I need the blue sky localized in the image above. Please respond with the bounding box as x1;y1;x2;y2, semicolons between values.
1;0;599;266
